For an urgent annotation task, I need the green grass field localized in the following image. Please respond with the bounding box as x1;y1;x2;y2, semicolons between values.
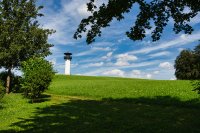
1;75;200;133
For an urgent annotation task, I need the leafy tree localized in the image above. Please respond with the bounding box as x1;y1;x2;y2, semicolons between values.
0;0;54;94
175;42;200;80
21;57;55;102
192;43;200;93
74;0;200;44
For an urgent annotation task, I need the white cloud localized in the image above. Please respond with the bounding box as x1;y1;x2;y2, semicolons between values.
149;51;170;57
117;37;127;43
102;52;113;60
146;74;152;79
107;52;113;57
159;62;174;70
153;71;160;74
132;70;141;75
77;3;91;17
115;61;130;66
93;42;115;47
114;60;160;69
92;47;111;51
39;0;91;45
115;53;138;66
87;62;104;67
102;69;125;77
128;32;200;54
75;47;111;56
129;70;152;79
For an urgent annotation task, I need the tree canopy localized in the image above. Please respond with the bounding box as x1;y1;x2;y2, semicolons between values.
174;43;200;80
0;0;54;93
74;0;200;44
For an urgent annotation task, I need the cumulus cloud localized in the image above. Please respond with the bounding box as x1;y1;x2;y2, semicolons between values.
129;70;152;79
101;52;113;60
38;0;91;45
115;53;138;66
102;69;125;77
159;62;174;70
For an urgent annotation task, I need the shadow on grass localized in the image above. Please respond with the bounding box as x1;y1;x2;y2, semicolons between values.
0;103;3;110
1;96;200;133
27;94;51;103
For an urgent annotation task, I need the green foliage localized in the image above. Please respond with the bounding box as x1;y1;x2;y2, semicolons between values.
0;0;54;93
74;0;200;44
21;57;55;101
175;43;200;80
0;0;54;69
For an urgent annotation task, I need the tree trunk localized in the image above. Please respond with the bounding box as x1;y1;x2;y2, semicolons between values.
6;68;12;94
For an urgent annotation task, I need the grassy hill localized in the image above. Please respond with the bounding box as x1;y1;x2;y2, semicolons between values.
48;75;199;100
1;75;200;132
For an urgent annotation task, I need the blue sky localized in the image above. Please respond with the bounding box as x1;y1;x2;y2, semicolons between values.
37;0;200;80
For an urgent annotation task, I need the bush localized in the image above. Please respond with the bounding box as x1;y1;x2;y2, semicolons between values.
21;57;55;101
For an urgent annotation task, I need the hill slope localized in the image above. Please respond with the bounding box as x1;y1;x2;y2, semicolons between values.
48;75;199;100
1;75;200;132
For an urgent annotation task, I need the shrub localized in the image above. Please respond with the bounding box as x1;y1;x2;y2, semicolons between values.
21;57;55;101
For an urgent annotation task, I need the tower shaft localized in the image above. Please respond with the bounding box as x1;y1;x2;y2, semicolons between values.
65;59;71;75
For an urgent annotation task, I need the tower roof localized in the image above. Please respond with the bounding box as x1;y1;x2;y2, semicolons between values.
64;52;72;55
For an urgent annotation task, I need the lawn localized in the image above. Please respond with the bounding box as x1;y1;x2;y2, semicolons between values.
0;75;200;133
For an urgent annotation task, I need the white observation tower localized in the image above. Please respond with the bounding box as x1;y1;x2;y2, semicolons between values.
64;52;72;75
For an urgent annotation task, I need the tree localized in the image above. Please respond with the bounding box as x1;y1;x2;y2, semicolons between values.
74;0;200;44
21;57;55;102
192;42;200;93
0;0;54;93
174;49;200;80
